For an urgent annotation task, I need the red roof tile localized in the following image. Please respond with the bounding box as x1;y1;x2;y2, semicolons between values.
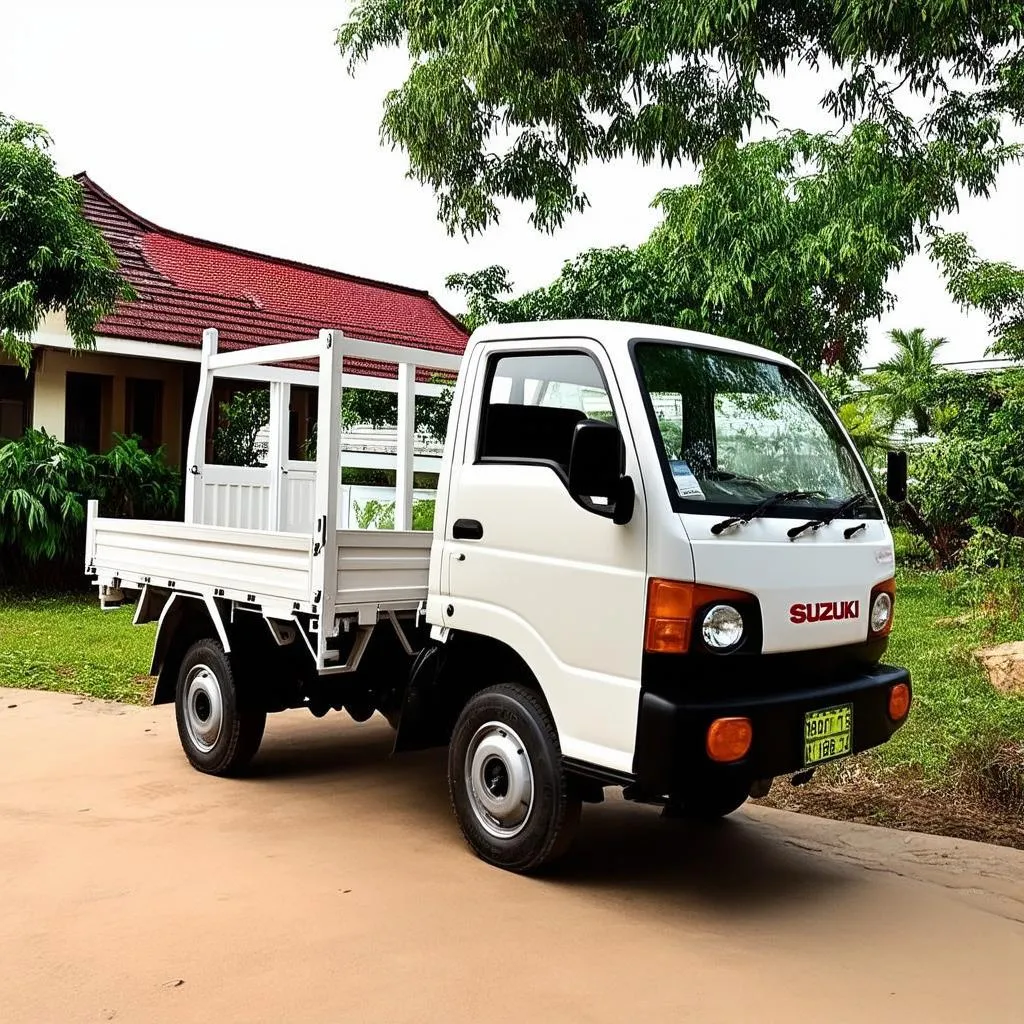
75;174;468;379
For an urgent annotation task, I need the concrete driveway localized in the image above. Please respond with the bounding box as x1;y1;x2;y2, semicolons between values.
1;687;1022;1024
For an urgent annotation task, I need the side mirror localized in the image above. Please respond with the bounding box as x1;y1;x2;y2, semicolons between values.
568;421;634;524
886;450;908;503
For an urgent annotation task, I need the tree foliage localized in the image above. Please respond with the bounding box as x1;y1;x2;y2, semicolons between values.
929;230;1024;360
353;497;435;531
449;126;1012;370
898;369;1024;566
342;380;454;442
865;327;948;435
226;380;456;466
338;0;1024;234
213;390;270;467
0;114;134;368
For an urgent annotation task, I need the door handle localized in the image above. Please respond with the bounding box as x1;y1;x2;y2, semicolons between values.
452;518;483;540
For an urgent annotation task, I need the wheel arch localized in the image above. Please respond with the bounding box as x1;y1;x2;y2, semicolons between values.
151;593;230;705
393;629;552;753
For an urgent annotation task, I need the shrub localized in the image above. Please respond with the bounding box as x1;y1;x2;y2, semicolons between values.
98;434;181;519
902;435;1017;568
958;526;1024;574
0;430;181;586
413;499;435;532
892;527;932;569
352;498;435;531
0;429;94;563
354;499;395;531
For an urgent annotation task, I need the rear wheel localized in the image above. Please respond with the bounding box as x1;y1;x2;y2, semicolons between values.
448;683;580;873
174;638;266;776
665;778;751;820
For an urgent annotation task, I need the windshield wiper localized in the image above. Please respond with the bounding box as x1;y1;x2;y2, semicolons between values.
711;490;820;536
787;492;874;541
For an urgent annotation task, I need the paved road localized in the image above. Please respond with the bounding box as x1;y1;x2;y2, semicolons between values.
1;688;1023;1023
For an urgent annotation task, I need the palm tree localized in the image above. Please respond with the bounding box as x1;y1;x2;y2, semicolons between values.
866;327;948;436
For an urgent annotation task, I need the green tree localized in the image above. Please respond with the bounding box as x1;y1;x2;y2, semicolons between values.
213;390;270;467
449;126;1010;371
865;327;948;435
301;380;455;461
342;379;454;442
338;1;1024;234
0;114;133;367
929;230;1024;361
812;368;895;477
894;369;1024;566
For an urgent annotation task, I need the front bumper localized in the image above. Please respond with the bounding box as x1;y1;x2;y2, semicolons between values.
633;663;911;796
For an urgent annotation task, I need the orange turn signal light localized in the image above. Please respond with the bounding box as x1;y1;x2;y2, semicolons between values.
888;682;911;721
706;717;753;763
645;579;752;654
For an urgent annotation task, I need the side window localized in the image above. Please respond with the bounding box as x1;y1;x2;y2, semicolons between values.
478;351;614;472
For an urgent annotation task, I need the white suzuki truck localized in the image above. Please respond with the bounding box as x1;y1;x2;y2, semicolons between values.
85;320;912;873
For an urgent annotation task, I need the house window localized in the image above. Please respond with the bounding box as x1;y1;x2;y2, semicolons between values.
0;366;30;442
288;385;318;461
125;378;164;451
65;372;109;452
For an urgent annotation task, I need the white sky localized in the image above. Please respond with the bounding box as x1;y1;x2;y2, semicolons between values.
3;0;1022;367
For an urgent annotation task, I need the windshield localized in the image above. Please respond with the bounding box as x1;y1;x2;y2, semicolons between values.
632;341;877;516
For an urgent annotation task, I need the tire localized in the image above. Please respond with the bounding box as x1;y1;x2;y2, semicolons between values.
665;778;751;821
448;683;581;874
174;638;266;776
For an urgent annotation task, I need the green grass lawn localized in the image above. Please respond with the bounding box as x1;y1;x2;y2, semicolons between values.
876;569;1024;785
0;591;156;703
1;572;1023;785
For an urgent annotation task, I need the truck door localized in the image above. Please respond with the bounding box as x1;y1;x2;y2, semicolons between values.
441;342;647;775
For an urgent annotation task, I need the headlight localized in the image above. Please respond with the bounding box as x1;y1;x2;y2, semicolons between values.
701;603;745;650
870;591;893;633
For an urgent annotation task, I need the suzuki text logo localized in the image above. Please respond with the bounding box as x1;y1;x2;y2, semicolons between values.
789;600;860;624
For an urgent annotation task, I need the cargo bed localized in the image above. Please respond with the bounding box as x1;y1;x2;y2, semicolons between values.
85;329;457;673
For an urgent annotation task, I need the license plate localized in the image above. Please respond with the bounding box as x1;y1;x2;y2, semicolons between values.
804;705;852;766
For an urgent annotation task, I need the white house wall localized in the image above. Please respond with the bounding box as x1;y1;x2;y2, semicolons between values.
32;346;186;464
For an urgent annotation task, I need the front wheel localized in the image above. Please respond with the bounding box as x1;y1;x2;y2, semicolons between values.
174;638;266;776
448;683;580;873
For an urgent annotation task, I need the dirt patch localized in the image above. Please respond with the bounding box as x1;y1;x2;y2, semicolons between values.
133;674;157;702
4;690;1024;1024
756;756;1024;851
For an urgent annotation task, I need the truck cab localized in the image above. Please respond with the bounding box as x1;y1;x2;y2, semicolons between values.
87;319;911;874
422;321;909;869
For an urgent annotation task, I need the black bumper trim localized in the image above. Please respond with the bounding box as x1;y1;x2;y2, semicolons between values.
632;663;911;796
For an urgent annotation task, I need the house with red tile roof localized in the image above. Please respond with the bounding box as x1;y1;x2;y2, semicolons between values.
0;175;468;469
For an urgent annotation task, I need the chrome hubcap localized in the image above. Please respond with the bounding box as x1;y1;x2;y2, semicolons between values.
464;721;534;839
184;664;224;753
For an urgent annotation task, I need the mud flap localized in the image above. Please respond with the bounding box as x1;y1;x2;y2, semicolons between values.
392;644;453;754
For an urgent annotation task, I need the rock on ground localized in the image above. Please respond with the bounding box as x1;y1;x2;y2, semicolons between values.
975;640;1024;695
